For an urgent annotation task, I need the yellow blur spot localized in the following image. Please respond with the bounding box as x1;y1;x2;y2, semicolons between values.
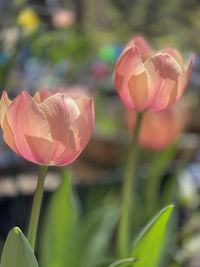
17;8;40;31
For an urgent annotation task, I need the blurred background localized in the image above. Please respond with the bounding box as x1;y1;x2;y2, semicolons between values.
0;0;200;267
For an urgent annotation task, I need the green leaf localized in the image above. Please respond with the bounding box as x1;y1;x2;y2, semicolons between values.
65;203;119;267
0;227;39;267
80;204;119;267
108;257;136;267
130;205;174;267
40;168;119;267
144;145;177;217
40;169;79;267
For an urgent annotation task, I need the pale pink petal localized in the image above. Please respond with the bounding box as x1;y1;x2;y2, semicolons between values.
51;128;80;166
39;93;80;141
114;46;144;109
25;135;53;164
151;79;178;111
122;36;153;62
133;36;154;61
126;108;184;150
115;46;143;77
72;98;94;149
6;91;52;164
115;71;134;109
126;58;162;111
147;54;182;110
128;72;149;111
39;93;81;162
177;55;194;99
59;85;89;100
162;48;184;68
2;114;20;155
139;111;176;149
33;89;54;103
0;91;11;125
52;98;94;166
150;53;182;80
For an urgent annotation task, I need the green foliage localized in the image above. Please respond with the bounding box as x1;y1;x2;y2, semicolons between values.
108;258;136;267
109;0;200;51
31;29;92;63
66;203;119;267
130;205;174;267
0;227;39;267
40;169;78;267
40;169;119;267
144;145;177;218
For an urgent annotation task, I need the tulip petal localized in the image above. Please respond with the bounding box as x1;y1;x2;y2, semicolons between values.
162;48;184;69
133;36;153;61
6;91;52;164
53;98;94;166
151;53;182;80
39;93;81;162
115;46;144;77
177;55;194;98
126;108;184;150
72;98;94;149
39;93;80;141
25;135;53;164
51;128;79;166
151;79;178;111
0;91;11;125
147;54;182;110
2;114;20;155
114;47;145;109
128;59;162;111
33;89;54;103
128;71;149;111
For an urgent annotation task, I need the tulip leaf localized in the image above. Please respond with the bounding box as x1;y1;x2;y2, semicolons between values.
40;168;119;267
79;204;119;267
0;227;39;267
144;145;177;217
108;257;136;267
40;168;79;267
130;205;173;267
65;202;119;267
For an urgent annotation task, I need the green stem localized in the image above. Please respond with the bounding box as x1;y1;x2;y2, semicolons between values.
145;145;176;218
27;165;48;251
145;154;161;217
117;112;144;258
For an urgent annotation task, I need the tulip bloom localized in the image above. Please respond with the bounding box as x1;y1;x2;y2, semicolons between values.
0;90;94;165
126;106;187;150
114;36;194;111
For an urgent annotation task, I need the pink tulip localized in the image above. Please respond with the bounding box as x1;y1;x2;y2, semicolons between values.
125;104;188;150
114;36;194;111
0;90;94;166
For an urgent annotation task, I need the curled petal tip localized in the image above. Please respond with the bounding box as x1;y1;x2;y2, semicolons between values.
188;54;195;69
1;91;11;103
88;97;94;107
